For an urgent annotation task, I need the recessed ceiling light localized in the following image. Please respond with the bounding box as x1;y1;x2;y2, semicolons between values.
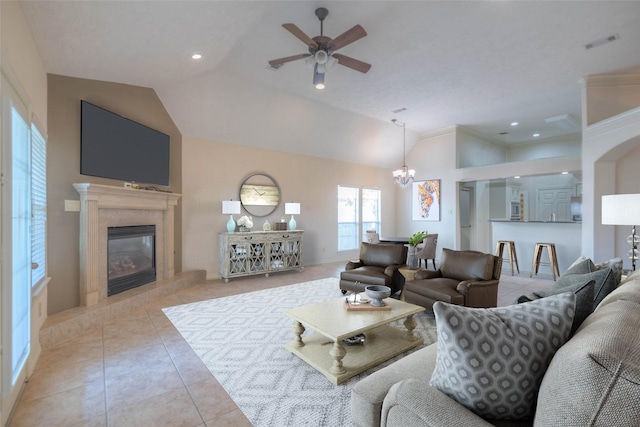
191;52;203;60
561;171;569;175
511;122;519;126
533;133;540;137
514;176;521;179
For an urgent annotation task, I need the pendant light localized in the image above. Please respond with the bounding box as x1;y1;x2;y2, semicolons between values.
392;119;415;189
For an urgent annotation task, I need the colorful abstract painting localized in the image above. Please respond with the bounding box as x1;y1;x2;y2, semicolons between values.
412;180;440;221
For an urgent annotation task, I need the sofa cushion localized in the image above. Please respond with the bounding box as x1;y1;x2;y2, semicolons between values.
594;257;624;286
534;297;640;426
564;256;595;275
429;293;575;420
404;278;465;305
359;242;406;268
517;280;595;335
439;248;494;281
554;267;616;310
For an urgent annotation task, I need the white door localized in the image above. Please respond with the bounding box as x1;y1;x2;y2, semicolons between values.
1;77;31;425
536;187;573;221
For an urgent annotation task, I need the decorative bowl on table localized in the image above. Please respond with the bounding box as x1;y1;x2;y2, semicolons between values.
365;285;391;307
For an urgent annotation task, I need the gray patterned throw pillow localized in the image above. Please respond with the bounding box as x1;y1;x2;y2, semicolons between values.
429;292;576;420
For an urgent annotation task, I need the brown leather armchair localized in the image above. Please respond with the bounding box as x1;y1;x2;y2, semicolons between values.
403;248;502;311
340;242;408;295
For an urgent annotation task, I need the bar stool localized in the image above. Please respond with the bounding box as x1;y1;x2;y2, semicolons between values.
530;243;561;281
495;240;520;275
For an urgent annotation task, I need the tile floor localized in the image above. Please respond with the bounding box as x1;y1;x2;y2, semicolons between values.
8;261;554;427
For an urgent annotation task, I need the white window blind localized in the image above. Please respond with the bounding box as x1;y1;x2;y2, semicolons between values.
338;186;359;251
362;188;381;239
31;122;47;287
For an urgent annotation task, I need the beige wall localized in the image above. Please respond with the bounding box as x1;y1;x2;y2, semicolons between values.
182;136;398;278
47;74;182;314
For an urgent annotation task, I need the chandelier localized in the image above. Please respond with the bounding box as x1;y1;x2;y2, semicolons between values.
392;119;415;189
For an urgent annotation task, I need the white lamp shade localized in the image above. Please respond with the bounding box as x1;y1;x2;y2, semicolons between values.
222;200;241;215
602;194;640;225
285;203;300;215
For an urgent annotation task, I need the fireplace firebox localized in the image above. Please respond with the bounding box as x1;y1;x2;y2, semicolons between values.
108;225;156;296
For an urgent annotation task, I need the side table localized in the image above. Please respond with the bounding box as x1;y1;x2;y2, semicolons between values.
398;267;421;301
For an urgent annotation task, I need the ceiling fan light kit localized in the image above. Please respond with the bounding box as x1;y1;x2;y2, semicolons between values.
268;7;370;89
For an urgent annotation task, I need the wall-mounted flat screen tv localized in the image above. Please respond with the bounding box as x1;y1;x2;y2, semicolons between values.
81;100;170;186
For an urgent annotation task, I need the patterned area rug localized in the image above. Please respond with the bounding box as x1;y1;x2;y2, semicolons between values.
162;278;437;426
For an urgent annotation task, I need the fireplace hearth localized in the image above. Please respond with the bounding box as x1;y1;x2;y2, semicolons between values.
108;225;156;296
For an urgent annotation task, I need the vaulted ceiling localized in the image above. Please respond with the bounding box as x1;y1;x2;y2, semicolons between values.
20;1;640;169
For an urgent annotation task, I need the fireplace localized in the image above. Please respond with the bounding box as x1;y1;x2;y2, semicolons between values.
74;183;181;306
108;225;156;296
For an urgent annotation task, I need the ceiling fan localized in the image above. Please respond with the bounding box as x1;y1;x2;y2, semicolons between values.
268;7;371;89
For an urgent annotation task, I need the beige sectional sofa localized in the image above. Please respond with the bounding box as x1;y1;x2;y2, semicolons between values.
351;267;640;426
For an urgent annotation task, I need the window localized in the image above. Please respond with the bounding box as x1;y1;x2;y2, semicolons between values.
337;186;381;251
362;188;381;237
31;122;47;287
338;186;359;251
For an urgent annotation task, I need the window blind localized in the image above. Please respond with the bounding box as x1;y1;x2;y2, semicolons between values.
31;122;46;287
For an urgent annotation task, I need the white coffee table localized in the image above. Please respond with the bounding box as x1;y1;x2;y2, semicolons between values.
284;296;425;384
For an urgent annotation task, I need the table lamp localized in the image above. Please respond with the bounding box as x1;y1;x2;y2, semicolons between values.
222;200;241;233
285;202;300;231
601;194;640;270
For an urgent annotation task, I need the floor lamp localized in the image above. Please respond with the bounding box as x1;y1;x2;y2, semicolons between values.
601;194;640;271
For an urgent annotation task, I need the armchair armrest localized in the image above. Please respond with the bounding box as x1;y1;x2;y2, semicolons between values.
415;269;441;280
346;260;363;270
381;379;494;427
456;279;500;308
384;264;403;277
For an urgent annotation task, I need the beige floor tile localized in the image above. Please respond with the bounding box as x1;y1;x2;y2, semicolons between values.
20;357;104;402
105;357;184;411
107;387;203;427
103;340;170;379
204;408;252;427
9;379;105;427
187;377;238;421
68;414;108;427
163;336;214;385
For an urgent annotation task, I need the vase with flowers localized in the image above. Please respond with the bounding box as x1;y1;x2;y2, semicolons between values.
407;231;428;270
237;215;253;232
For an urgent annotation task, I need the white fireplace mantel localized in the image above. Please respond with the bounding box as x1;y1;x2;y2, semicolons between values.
73;183;181;306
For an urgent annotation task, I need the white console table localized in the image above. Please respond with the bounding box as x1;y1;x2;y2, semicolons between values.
219;230;304;282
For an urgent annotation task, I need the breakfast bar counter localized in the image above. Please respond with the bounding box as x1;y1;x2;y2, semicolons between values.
490;220;581;277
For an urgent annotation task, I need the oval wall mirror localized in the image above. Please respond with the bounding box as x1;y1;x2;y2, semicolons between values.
239;173;281;217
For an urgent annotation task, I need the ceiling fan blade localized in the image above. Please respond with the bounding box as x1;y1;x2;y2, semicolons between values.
269;54;311;67
328;25;367;51
282;23;318;48
332;53;371;74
